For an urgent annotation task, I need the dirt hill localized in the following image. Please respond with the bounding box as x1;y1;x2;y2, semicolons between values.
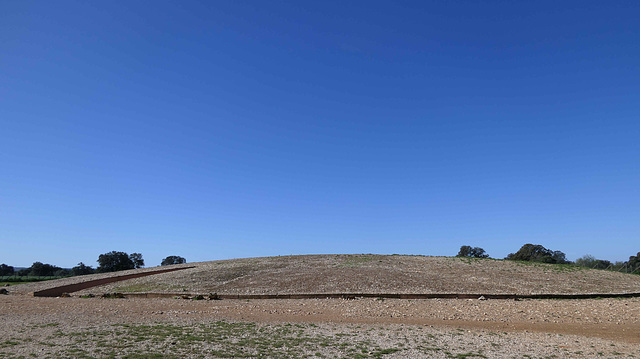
45;254;640;296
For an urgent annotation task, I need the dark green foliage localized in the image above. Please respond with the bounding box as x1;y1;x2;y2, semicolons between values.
456;246;489;258
550;250;569;264
0;264;14;276
129;253;144;269
575;255;612;269
628;252;640;271
505;244;570;264
30;262;59;276
161;256;187;266
71;262;95;276
101;292;126;298
54;268;71;276
17;268;30;276
24;262;64;276
97;251;144;273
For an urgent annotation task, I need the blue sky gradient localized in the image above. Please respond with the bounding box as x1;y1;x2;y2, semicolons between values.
2;1;639;267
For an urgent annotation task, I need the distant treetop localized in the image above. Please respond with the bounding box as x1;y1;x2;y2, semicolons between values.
0;264;14;276
97;251;144;273
456;245;489;258
505;244;569;264
161;256;186;266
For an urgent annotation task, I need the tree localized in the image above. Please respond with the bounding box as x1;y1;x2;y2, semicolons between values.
551;250;569;264
71;262;95;276
28;262;62;276
97;251;144;273
0;264;14;276
575;255;612;269
129;253;144;269
628;252;640;272
161;256;186;266
54;268;71;277
17;268;30;276
575;254;596;267
505;244;569;264
456;245;489;258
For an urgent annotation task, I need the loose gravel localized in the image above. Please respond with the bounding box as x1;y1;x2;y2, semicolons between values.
1;295;639;358
3;255;640;358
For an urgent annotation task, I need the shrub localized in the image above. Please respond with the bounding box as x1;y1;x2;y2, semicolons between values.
505;244;570;264
161;256;187;266
456;245;489;258
575;255;612;269
628;252;640;272
71;262;95;276
0;264;14;276
97;251;144;273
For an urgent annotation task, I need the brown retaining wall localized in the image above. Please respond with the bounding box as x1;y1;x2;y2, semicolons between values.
32;267;195;297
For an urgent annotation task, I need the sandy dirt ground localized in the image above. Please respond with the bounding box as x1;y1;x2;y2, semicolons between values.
1;294;639;358
4;256;640;357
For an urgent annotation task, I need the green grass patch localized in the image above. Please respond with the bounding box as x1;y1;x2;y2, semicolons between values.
12;321;414;358
336;254;377;268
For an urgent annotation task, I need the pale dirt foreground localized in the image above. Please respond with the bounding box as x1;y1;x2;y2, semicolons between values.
1;294;639;358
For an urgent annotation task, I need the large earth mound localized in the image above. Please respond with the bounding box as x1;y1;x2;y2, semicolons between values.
23;254;636;296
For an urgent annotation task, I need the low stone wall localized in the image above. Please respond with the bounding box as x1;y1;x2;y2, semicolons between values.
32;267;195;297
119;292;640;300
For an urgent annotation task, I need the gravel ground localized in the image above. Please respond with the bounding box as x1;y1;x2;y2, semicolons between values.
1;295;639;358
12;255;640;297
56;255;640;297
4;255;640;358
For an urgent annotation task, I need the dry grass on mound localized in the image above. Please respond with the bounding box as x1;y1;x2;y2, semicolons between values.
56;254;640;296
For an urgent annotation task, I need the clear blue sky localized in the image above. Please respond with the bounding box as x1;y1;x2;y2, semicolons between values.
2;1;639;268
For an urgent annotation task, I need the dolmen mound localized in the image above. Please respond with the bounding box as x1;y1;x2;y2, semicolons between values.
14;254;640;299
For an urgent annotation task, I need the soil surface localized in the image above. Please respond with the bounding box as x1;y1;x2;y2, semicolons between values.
1;295;639;358
3;255;640;358
14;255;640;296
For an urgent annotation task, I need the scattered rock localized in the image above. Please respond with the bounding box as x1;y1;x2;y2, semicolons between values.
0;288;9;295
101;292;126;299
59;293;71;298
478;296;487;301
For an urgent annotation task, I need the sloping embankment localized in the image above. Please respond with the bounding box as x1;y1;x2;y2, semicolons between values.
32;266;194;297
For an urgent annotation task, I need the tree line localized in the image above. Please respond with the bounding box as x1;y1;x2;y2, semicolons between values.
0;252;186;277
456;243;640;273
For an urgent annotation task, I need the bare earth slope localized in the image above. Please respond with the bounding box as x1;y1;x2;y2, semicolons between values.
19;254;639;296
